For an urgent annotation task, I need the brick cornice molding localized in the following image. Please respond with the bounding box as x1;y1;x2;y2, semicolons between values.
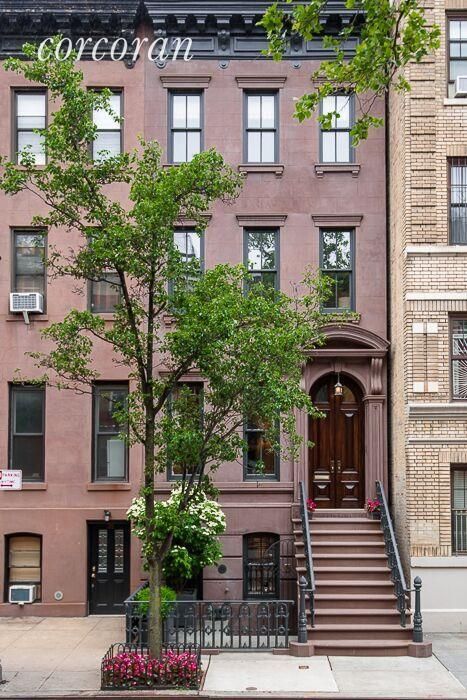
160;76;211;89
406;292;467;300
405;245;467;256
311;214;363;227
235;76;287;89
408;402;467;419
236;214;287;227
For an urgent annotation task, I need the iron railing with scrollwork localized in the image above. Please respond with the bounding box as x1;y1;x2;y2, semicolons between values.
125;594;293;650
299;481;315;627
376;480;411;627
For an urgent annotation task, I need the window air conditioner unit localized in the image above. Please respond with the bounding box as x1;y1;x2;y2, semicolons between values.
455;76;467;97
10;292;44;314
9;584;38;604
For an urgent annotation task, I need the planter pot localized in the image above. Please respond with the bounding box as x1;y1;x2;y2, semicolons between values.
368;510;381;520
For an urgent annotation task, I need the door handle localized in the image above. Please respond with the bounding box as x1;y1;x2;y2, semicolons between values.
337;460;341;473
330;460;335;473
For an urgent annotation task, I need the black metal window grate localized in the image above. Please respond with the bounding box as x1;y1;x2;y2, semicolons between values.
451;318;467;398
244;534;279;598
452;468;467;553
449;158;467;243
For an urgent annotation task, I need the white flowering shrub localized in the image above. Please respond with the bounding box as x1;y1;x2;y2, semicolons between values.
128;485;226;589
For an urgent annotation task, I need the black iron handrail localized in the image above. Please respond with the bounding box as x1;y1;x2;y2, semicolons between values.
376;480;410;627
299;481;315;627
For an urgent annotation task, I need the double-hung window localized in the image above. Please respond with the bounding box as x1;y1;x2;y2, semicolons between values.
451;318;467;399
244;92;278;163
167;382;203;479
244;418;279;480
14;91;46;165
452;468;467;554
448;19;467;97
92;91;122;161
320;229;354;311
6;535;42;601
320;94;353;163
174;229;203;282
93;384;128;481
90;272;121;313
245;229;279;291
10;386;45;482
449;158;467;243
12;230;46;296
169;92;203;163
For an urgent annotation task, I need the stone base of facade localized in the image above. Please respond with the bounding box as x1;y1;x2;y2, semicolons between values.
407;642;432;658
0;602;87;617
421;611;467;633
288;641;315;656
411;557;467;633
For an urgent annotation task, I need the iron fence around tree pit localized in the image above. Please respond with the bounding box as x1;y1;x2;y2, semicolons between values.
125;597;294;650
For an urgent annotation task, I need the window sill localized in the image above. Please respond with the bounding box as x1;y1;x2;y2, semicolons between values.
22;482;48;490
92;313;116;321
444;98;467;106
87;482;131;491
314;163;360;178
238;163;285;178
163;313;176;326
6;314;49;322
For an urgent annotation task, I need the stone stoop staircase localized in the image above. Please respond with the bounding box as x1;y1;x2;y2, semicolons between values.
292;509;414;656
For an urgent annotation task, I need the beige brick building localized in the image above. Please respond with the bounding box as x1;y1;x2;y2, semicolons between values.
390;0;467;631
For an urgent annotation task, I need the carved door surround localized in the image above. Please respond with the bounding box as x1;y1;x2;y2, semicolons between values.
295;324;389;504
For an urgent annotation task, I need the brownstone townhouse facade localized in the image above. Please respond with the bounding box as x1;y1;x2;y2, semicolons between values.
0;0;387;618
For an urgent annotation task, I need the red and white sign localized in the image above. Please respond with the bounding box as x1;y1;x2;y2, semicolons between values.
0;470;22;490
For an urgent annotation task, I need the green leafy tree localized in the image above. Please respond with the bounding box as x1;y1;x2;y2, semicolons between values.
260;0;440;142
0;39;332;656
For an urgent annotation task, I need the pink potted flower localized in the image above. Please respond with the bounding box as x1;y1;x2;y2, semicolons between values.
366;498;381;520
306;498;317;518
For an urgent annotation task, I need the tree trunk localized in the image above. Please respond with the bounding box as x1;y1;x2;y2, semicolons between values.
143;397;164;658
147;555;163;657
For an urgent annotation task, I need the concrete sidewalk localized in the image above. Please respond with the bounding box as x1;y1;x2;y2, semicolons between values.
0;617;466;698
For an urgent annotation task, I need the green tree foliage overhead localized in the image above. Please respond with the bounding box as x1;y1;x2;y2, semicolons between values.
260;0;440;142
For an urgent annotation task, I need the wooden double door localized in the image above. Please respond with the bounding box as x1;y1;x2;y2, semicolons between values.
309;376;364;509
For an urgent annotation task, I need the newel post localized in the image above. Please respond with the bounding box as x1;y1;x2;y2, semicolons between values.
298;576;308;643
413;576;424;643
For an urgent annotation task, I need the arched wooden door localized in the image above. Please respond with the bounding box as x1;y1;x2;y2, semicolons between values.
309;375;364;508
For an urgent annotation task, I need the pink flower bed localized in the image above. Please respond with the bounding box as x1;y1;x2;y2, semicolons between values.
102;649;201;689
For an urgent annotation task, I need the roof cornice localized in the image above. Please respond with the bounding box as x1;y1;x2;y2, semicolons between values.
0;0;361;61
